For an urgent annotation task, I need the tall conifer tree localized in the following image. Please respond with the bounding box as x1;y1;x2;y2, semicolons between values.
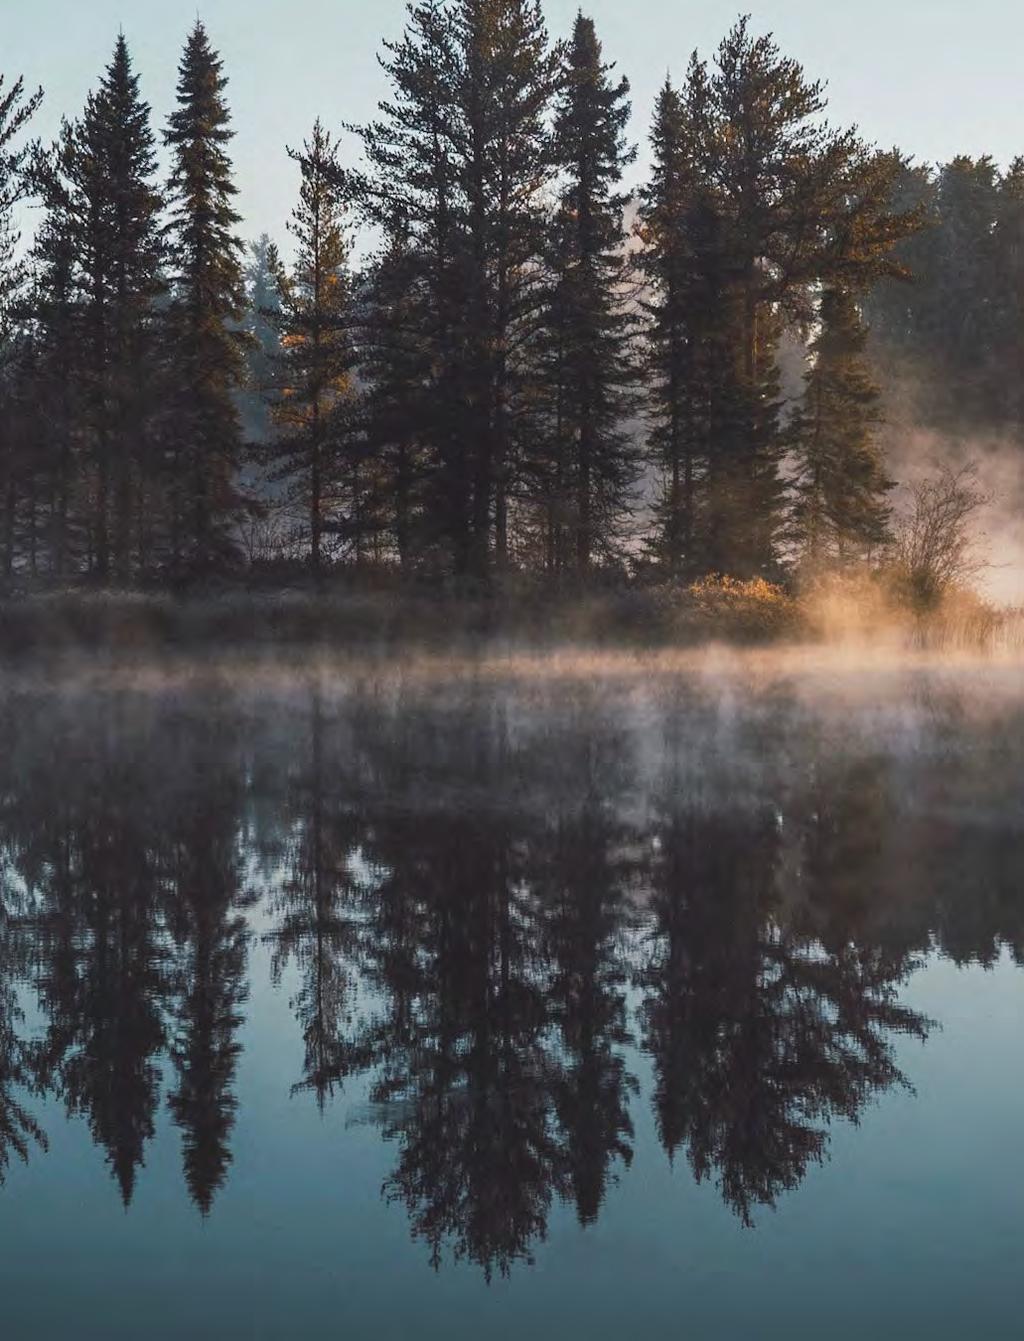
270;121;354;573
536;12;636;577
637;72;716;578
455;0;560;575
359;215;433;571
789;287;893;568
354;0;558;578
27;173;81;575
96;37;164;577
353;1;470;573
163;21;245;573
82;36;164;578
0;74;42;579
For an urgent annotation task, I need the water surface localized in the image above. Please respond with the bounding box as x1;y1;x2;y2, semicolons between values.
0;650;1021;1339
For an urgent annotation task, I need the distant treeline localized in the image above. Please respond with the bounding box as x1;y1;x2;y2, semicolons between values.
0;4;1021;588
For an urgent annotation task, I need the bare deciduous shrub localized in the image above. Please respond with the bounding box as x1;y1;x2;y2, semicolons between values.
888;463;989;611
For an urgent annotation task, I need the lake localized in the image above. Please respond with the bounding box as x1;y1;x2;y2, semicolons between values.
0;648;1021;1339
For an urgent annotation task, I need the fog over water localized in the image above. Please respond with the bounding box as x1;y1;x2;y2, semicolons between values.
0;648;1021;1338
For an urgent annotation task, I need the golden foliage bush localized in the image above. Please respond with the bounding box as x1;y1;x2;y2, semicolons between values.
671;575;799;641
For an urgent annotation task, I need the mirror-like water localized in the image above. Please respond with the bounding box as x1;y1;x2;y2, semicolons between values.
0;652;1021;1339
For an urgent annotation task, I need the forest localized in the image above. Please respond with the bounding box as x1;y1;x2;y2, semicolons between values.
0;3;1021;617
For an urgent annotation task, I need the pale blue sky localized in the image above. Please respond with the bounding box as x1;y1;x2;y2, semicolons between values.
7;0;1024;248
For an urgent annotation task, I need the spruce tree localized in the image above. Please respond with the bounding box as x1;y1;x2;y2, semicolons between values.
27;39;164;581
637;22;918;581
537;11;636;578
66;36;165;580
352;1;471;573
789;287;893;569
637;71;715;578
353;0;558;579
163;21;246;574
0;73;42;580
28;178;82;575
269;120;354;573
92;36;164;579
454;0;560;575
0;73;42;248
359;215;433;571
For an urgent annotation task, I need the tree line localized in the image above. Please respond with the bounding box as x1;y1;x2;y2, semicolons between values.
0;4;1016;589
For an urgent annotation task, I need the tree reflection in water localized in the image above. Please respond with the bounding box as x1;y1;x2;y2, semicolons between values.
1;663;1022;1274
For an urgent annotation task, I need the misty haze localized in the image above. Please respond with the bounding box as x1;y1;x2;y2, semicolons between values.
1;1;1023;1339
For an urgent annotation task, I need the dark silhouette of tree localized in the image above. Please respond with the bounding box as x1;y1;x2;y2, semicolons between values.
345;697;564;1277
350;1;471;575
264;690;368;1106
163;20;246;574
15;38;163;582
4;703;168;1206
0;885;47;1184
539;798;636;1225
24;159;82;576
269;121;356;572
353;0;559;579
163;712;252;1216
0;74;42;221
0;72;42;580
358;215;434;570
531;12;637;577
637;24;915;580
373;811;559;1277
640;745;930;1225
636;76;709;577
789;287;894;569
92;36;165;580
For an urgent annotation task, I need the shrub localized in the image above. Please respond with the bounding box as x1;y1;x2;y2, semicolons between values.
670;575;798;642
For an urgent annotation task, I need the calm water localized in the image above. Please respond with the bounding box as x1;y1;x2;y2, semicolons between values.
0;650;1021;1339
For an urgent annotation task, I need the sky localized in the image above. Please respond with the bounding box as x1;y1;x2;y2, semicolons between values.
6;0;1024;251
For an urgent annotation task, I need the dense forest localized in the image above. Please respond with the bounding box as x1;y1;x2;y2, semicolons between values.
0;4;1021;594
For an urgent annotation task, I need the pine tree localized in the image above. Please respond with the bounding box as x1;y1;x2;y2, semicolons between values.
790;287;893;568
637;22;917;581
359;215;433;571
0;73;42;253
0;73;42;580
353;0;559;579
29;170;82;575
455;0;561;575
536;11;636;578
352;1;472;574
26;40;164;581
269;120;355;573
637;71;717;578
163;21;246;574
697;22;825;577
92;36;165;579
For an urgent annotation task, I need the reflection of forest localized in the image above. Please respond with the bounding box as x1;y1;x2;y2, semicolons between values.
1;672;1022;1275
